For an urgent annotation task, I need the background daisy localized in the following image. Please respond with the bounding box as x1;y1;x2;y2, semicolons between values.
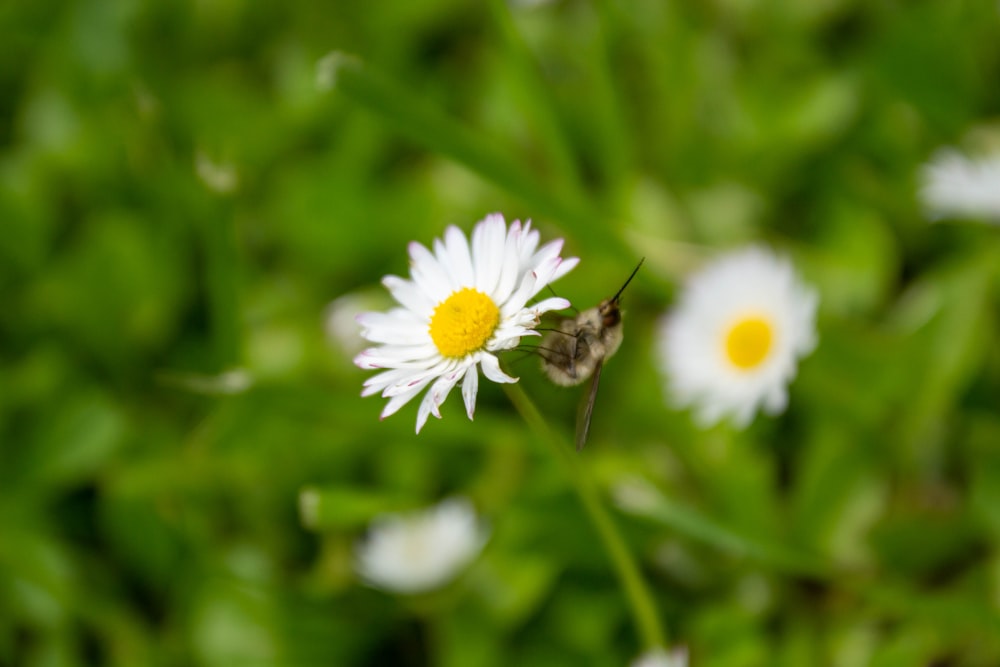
630;647;689;667
355;213;578;432
355;497;488;594
657;246;818;428
919;148;1000;223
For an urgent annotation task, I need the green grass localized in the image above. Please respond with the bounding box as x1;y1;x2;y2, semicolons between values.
2;1;1000;665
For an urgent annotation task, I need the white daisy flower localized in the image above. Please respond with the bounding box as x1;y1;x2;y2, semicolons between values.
919;148;1000;223
657;246;818;428
630;647;689;667
324;291;382;359
354;213;578;433
355;497;488;594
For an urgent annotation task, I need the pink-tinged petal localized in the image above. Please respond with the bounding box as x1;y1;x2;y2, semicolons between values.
362;367;433;397
354;349;382;370
551;256;579;283
527;256;563;296
415;385;439;433
380;383;427;420
517;221;540;265
480;353;517;384
361;366;413;389
428;369;462;418
461;364;479;419
529;237;564;271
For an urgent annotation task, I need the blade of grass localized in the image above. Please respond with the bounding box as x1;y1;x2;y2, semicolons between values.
316;53;628;258
486;0;584;202
614;476;831;577
503;383;667;651
617;477;1000;638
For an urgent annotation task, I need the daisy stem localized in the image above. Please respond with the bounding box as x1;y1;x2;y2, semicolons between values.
502;382;667;650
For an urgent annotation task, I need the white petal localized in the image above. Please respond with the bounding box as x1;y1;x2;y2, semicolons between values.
472;214;505;296
551;256;580;283
429;369;463;417
529;237;564;272
530;296;571;314
526;256;565;297
517;220;540;264
380;382;428;419
415;370;461;433
383;275;435;318
480;353;517;384
442;225;475;287
500;273;537;317
408;241;453;303
461;364;479;419
762;385;788;415
354;344;439;369
494;219;522;301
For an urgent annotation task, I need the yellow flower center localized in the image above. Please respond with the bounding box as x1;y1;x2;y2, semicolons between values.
724;315;773;370
429;288;500;358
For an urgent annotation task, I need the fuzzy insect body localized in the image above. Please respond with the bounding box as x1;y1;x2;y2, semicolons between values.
539;260;643;449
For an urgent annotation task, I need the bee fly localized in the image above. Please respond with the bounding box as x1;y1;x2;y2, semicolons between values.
539;259;644;450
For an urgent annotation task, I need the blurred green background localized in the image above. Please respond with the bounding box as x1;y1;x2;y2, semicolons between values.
2;0;1000;665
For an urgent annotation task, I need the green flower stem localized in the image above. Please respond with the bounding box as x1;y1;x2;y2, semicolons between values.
502;382;667;650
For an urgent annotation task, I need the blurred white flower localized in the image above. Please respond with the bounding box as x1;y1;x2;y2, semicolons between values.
195;150;239;194
657;246;818;428
919;148;1000;222
630;646;689;667
354;213;578;433
508;0;558;8
355;497;488;594
324;292;380;358
157;368;253;395
612;476;662;515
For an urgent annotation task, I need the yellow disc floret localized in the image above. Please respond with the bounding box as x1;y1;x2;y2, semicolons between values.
429;288;500;358
724;315;773;370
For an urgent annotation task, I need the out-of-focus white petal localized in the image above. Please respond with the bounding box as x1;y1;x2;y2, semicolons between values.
656;246;818;429
355;498;489;594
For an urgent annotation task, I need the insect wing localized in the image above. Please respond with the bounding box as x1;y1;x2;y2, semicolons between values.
575;359;603;450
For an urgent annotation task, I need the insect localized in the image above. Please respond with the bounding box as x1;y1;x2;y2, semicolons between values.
539;259;644;450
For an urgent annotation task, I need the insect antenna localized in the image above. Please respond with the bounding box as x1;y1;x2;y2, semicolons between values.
609;257;645;304
546;284;579;314
514;342;573;362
